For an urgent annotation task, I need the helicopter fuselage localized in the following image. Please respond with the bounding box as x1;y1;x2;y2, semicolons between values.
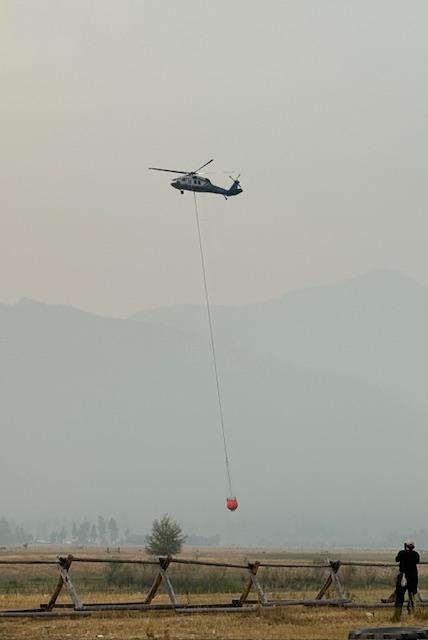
149;160;242;198
171;174;242;197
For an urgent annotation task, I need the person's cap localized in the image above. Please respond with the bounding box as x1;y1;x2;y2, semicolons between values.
405;539;415;548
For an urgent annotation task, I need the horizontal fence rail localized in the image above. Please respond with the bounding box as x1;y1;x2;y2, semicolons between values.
0;554;427;618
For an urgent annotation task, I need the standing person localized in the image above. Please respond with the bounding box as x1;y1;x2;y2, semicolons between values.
392;540;420;621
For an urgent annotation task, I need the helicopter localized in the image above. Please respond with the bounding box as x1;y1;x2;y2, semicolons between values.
149;159;243;199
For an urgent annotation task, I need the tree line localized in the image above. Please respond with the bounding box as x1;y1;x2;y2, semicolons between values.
53;516;120;545
0;517;32;545
0;514;218;552
0;515;120;546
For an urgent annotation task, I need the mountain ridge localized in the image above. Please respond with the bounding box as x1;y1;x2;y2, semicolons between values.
1;269;427;546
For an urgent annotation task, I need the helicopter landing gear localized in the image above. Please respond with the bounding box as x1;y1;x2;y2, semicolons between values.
181;190;184;195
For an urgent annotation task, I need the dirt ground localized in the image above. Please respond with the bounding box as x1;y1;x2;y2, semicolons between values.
0;605;424;640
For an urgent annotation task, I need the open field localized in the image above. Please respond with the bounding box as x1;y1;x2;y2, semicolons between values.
0;546;427;639
3;598;426;640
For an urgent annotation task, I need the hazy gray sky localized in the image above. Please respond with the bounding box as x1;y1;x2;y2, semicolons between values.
1;0;428;317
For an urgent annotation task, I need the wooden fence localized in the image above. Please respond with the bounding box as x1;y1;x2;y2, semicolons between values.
0;555;427;618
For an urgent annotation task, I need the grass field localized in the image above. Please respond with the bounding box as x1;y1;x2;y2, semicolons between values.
0;546;426;639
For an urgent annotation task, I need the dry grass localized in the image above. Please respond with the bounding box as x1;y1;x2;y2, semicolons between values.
0;546;424;639
0;603;418;640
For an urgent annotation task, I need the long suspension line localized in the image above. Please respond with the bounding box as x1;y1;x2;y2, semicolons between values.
193;192;233;497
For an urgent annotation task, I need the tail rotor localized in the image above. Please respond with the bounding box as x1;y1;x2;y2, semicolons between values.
227;174;243;196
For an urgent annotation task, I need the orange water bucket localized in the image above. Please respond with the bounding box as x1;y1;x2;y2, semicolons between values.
226;496;238;511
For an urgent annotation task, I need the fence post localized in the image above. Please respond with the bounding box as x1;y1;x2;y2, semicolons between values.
158;557;177;606
238;561;268;606
57;556;83;610
328;560;346;600
45;554;74;611
316;559;345;600
145;557;177;605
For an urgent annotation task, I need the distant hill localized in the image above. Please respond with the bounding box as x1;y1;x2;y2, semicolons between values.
1;271;427;547
132;270;428;411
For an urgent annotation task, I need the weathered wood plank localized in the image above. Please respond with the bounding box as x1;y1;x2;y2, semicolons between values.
144;557;172;604
45;555;73;611
57;558;83;610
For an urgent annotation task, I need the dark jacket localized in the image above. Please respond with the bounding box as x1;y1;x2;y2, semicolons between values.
396;549;420;580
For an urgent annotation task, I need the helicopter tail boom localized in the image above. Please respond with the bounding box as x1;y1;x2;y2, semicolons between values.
227;175;243;197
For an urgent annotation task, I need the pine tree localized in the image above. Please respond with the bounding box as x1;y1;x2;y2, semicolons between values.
108;517;119;544
90;524;97;543
145;515;186;556
0;517;12;545
77;521;91;544
97;516;107;544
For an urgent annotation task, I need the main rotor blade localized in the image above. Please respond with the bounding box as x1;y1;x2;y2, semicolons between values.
192;159;214;174
149;167;188;174
201;170;235;175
